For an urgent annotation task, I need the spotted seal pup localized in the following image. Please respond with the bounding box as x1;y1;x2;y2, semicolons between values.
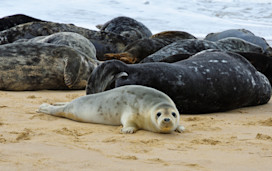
38;85;185;134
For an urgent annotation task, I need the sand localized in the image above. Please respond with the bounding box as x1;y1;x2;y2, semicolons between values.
0;90;272;171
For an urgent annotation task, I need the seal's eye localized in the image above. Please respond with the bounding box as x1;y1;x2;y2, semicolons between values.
156;112;161;118
172;112;177;118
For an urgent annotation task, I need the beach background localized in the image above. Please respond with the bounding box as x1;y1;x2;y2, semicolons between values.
0;0;272;170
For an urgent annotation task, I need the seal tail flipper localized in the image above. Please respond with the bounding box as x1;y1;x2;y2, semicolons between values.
86;60;128;94
37;103;65;116
104;52;137;64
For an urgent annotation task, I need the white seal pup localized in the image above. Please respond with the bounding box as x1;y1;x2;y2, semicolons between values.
38;85;185;134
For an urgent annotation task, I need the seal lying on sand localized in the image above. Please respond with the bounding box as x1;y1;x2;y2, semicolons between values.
204;29;272;56
0;42;98;90
0;21;130;60
97;16;152;42
38;85;185;134
0;14;43;31
104;31;196;63
15;32;97;60
86;50;271;114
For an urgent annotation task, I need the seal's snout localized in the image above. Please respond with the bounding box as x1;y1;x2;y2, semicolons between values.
163;118;170;122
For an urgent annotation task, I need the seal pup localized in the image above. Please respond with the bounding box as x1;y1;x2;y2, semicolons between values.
15;32;97;60
86;50;271;114
0;21;130;60
38;85;185;134
97;16;152;42
0;14;43;31
141;38;263;63
204;29;272;57
104;31;196;63
0;42;98;90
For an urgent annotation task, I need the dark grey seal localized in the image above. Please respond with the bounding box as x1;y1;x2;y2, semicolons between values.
15;32;96;60
0;42;98;90
204;29;272;56
97;16;152;42
86;50;271;114
0;21;130;60
0;14;43;31
141;38;263;63
104;31;196;63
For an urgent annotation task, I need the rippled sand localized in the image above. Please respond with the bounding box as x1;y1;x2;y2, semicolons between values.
0;90;272;170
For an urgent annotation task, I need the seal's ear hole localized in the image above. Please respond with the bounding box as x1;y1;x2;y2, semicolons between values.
156;112;161;118
172;112;177;118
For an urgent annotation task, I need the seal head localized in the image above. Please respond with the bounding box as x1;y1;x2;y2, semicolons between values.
151;103;180;133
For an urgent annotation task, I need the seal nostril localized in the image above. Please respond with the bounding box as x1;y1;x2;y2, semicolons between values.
164;118;170;122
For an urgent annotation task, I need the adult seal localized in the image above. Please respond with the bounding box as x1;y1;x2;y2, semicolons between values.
0;21;130;60
86;50;271;114
104;31;196;63
97;16;152;42
15;32;97;60
38;85;185;134
0;14;43;31
204;29;272;57
139;38;272;85
0;42;98;90
141;38;263;63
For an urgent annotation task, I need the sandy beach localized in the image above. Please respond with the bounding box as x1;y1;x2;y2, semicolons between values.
0;90;271;170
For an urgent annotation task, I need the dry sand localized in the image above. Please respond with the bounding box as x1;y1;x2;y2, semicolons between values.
0;90;272;171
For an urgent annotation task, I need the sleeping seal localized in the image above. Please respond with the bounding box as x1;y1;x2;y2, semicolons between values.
0;21;130;60
86;50;271;114
15;32;97;60
204;29;272;56
0;42;98;90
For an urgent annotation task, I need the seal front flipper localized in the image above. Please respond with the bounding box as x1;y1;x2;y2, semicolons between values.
121;126;138;134
175;125;185;133
51;47;82;88
64;57;81;88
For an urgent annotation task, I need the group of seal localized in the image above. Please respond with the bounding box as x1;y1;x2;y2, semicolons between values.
104;31;196;63
1;14;272;133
